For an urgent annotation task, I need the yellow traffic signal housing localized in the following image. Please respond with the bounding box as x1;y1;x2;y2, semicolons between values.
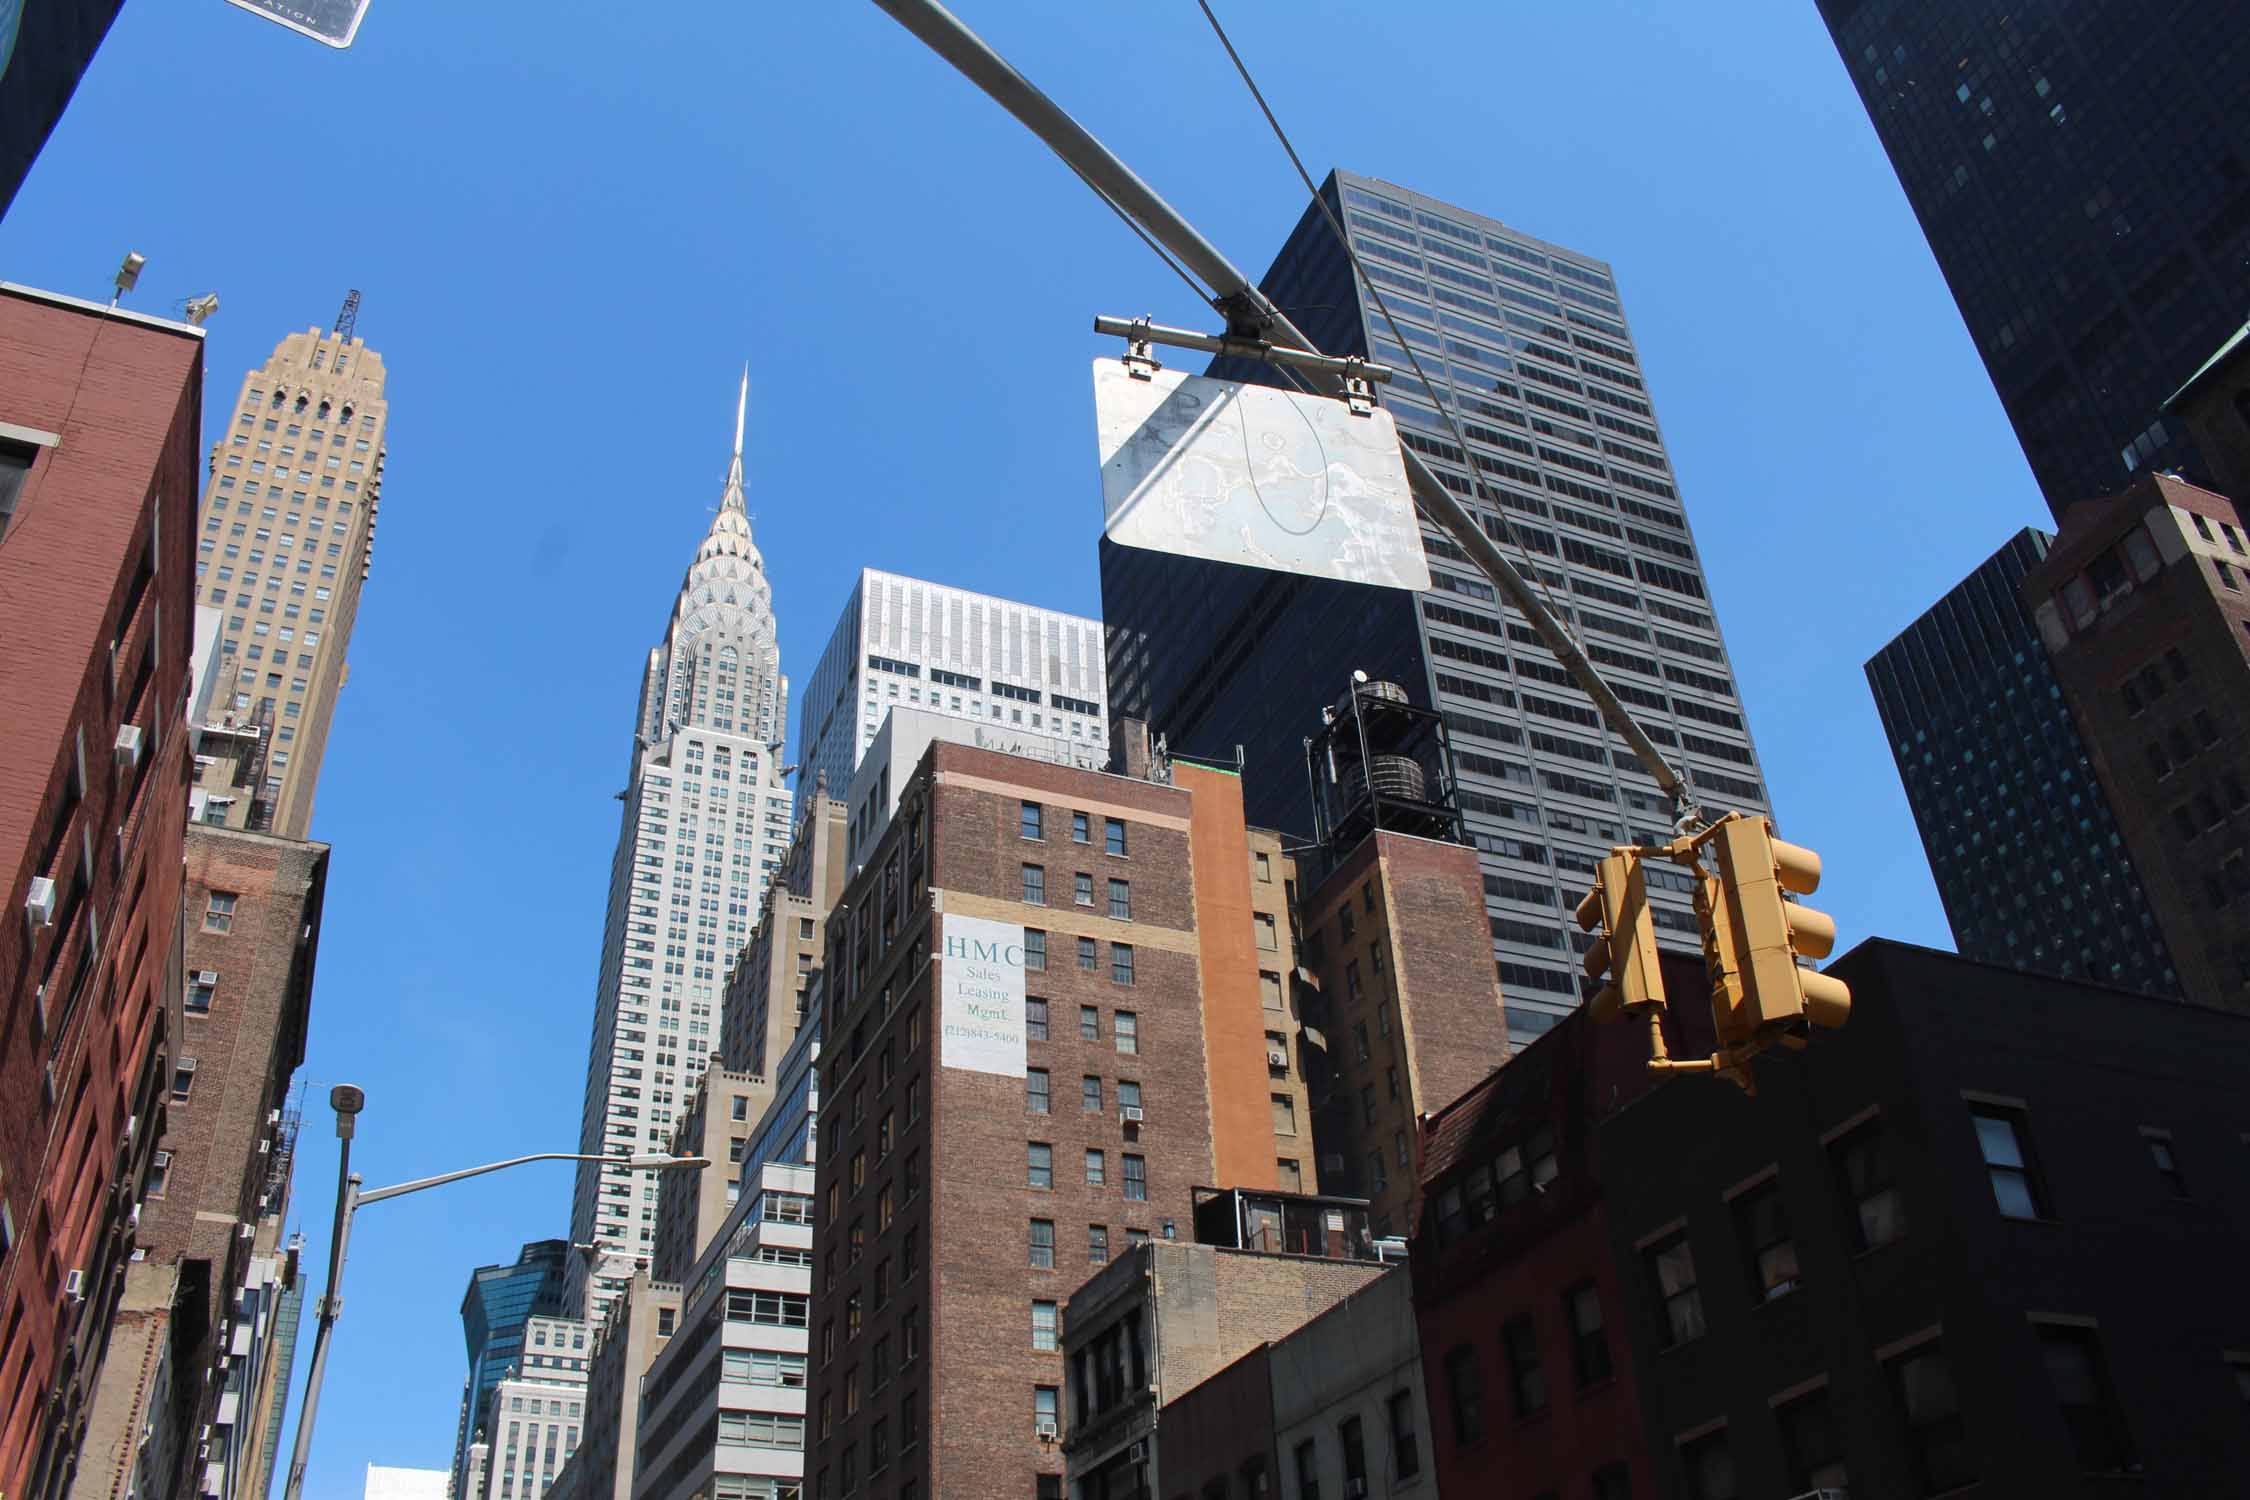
1574;849;1667;1024
1708;815;1851;1037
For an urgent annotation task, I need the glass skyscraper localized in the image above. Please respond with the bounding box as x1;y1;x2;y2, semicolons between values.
1102;169;1772;1046
1866;529;2178;996
450;1239;572;1496
1814;0;2250;515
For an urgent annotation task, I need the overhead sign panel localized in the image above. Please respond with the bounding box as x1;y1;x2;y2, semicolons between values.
1093;357;1429;591
937;913;1027;1077
225;0;373;47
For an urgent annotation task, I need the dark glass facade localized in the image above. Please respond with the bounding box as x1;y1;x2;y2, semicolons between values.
1865;528;2177;995
0;0;127;218
451;1238;572;1490
1102;170;1771;1047
1815;0;2250;516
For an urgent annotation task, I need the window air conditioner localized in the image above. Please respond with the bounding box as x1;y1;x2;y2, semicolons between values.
1127;1440;1149;1465
197;971;219;988
1119;1106;1144;1125
1032;1418;1058;1441
63;1269;86;1302
25;877;56;928
115;724;145;769
1267;1049;1289;1069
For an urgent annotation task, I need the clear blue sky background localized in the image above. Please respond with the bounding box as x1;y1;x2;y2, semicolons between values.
2;0;2048;1491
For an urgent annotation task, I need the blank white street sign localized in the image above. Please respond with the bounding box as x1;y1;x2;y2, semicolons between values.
225;0;372;47
1093;357;1429;591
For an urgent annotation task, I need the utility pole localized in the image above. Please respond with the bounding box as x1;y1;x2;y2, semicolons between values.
867;0;1698;825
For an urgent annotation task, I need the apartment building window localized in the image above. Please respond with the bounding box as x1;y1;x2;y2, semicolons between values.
2039;1324;2136;1473
1073;811;1090;842
1831;1115;1905;1251
1082;1076;1103;1113
1565;1282;1611;1387
1115;1011;1138;1053
1078;936;1098;971
172;1059;198;1101
186;973;217;1014
1034;1386;1060;1439
204;891;239;932
1337;1415;1367;1494
1031;1301;1058;1351
1293;1440;1320;1500
1028;1143;1052;1189
1678;1427;1736;1500
1122;1154;1146;1200
1021;802;1043;840
145;1151;171;1198
1026;1069;1049;1114
1085;1149;1105;1186
1733;1177;1799;1300
1645;1230;1704;1347
1088;1224;1109;1264
2144;1130;2188;1197
1254;912;1277;951
1971;1104;2047;1219
1024;930;1047;972
1108;879;1132;921
1502;1316;1547;1416
1028;1219;1055;1269
1271;1094;1297;1135
1026;998;1048;1040
1890;1341;1972;1495
1021;864;1046;904
1386;1390;1420;1479
1109;944;1136;985
1255;851;1272;881
1081;1006;1100;1041
1276;1158;1302;1193
1075;872;1094;906
1261;970;1284;1010
1775;1387;1845;1493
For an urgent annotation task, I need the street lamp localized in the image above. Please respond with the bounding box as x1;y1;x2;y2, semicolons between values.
281;1085;708;1500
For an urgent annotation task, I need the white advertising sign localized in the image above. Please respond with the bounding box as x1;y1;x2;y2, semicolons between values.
1093;357;1430;591
938;913;1027;1077
225;0;374;47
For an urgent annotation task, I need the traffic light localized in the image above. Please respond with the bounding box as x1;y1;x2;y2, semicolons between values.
1706;815;1850;1042
1574;848;1667;1023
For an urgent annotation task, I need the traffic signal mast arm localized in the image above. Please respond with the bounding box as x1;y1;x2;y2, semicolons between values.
867;0;1696;823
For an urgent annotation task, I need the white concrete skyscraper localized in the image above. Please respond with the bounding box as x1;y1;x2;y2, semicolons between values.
565;374;794;1319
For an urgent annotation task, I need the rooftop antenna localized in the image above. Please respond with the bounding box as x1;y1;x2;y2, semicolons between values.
332;288;360;341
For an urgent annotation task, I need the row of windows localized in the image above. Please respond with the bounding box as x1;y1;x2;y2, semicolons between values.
1025;1142;1147;1198
1019;865;1131;918
1021;801;1129;855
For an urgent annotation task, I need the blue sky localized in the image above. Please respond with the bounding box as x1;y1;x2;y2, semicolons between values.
2;0;2050;1490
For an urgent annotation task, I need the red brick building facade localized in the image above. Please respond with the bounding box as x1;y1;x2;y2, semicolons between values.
0;283;204;1500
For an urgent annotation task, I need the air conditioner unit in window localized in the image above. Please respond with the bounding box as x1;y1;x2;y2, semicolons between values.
115;724;144;768
197;971;219;988
1266;1049;1289;1069
1127;1440;1149;1465
1119;1106;1144;1124
25;877;56;929
1032;1418;1058;1441
63;1269;86;1302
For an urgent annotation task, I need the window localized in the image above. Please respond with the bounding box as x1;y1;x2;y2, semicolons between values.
1111;944;1135;985
1021;864;1046;904
1082;1075;1103;1113
1443;1345;1485;1444
1971;1105;2046;1219
1021;802;1043;840
1502;1315;1547;1416
1026;998;1048;1041
1276;1158;1302;1193
1075;872;1094;906
1337;1414;1367;1491
1733;1178;1798;1300
1678;1428;1736;1500
1080;1006;1100;1041
1565;1282;1611;1386
204;891;239;932
172;1059;198;1101
1027;1069;1050;1114
1261;970;1284;1010
2039;1324;2135;1472
1028;1142;1052;1189
1271;1094;1297;1135
1073;811;1090;842
1254;912;1277;950
1385;1389;1420;1479
0;439;38;542
1108;879;1132;920
1024;930;1047;971
145;1151;171;1198
1122;1154;1147;1200
1646;1231;1704;1347
1031;1301;1057;1351
186;973;217;1014
1088;1224;1109;1263
2145;1130;2187;1196
1775;1387;1846;1493
1115;1011;1138;1053
1293;1439;1320;1500
1034;1385;1060;1438
1890;1342;1973;1494
1105;818;1128;856
1029;1219;1055;1269
1831;1116;1906;1251
1078;936;1098;971
1085;1149;1105;1186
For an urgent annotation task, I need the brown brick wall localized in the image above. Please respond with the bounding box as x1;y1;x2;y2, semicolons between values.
0;287;203;1500
1176;763;1282;1193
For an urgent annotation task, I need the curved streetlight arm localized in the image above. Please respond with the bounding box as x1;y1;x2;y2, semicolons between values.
356;1151;705;1207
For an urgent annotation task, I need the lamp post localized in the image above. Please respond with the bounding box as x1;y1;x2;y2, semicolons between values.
280;1085;708;1500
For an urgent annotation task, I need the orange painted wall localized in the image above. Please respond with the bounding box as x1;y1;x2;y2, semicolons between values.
1177;762;1281;1191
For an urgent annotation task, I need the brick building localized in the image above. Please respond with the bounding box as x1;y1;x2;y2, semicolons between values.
1295;829;1512;1236
800;737;1325;1500
1602;940;2250;1498
2021;471;2250;1006
557;1272;683;1500
652;1069;773;1286
0;281;204;1500
70;827;326;1500
722;784;846;1081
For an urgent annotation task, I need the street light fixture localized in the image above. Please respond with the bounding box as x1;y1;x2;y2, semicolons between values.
281;1087;707;1500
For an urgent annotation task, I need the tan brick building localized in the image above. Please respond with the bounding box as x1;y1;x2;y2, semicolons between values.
722;785;847;1080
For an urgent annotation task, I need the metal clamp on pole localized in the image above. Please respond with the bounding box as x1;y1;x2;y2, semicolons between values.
1122;315;1160;380
1093;315;1394;387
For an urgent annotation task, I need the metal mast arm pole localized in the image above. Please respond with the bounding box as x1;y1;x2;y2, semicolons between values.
867;0;1689;805
281;1152;357;1500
